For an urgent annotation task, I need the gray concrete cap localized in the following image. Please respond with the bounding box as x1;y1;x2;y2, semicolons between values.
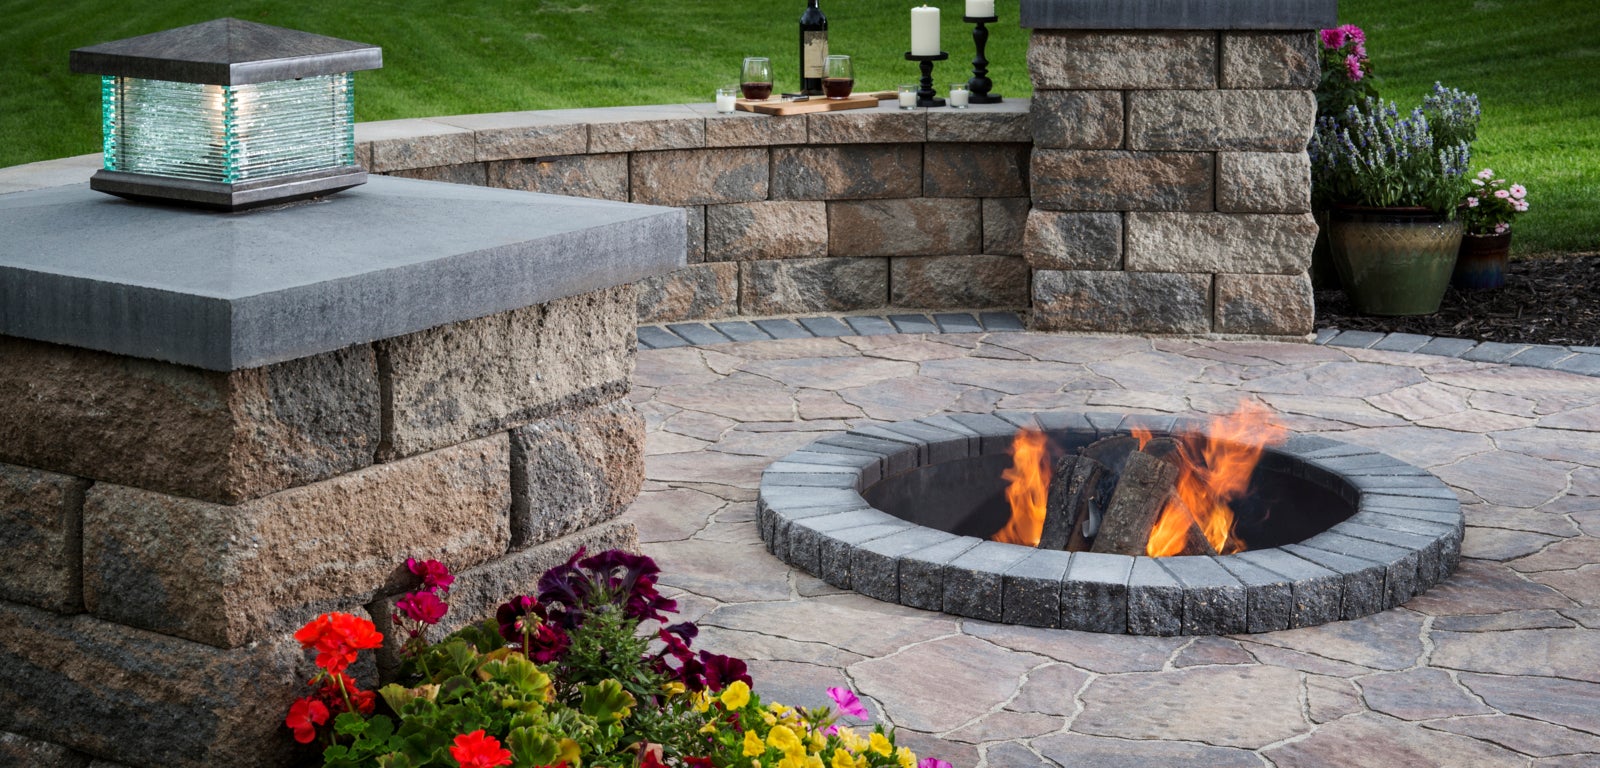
70;18;382;85
0;177;685;370
1019;0;1338;29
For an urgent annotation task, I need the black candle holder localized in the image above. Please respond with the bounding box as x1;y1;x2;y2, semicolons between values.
962;15;1002;103
904;51;950;108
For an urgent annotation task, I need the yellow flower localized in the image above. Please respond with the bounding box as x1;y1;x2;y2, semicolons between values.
896;746;916;768
768;725;803;755
869;733;893;757
743;729;767;757
663;681;686;696
721;680;752;710
808;732;828;752
779;755;824;768
699;721;718;735
692;690;712;713
761;710;778;726
832;748;864;768
837;728;867;754
769;702;791;714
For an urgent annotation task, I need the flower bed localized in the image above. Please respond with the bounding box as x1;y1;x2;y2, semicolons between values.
288;550;951;768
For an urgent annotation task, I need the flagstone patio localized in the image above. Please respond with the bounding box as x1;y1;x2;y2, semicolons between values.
620;325;1600;768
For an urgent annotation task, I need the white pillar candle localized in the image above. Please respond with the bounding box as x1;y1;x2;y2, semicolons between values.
966;0;995;17
911;5;940;56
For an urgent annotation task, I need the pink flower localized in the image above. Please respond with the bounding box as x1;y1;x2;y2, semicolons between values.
1320;27;1347;49
827;687;870;721
1338;24;1366;45
1494;189;1511;199
1512;200;1529;212
1477;168;1495;180
1494;222;1510;234
1510;184;1527;199
918;760;953;768
1353;42;1367;59
1345;55;1363;81
397;591;448;625
1466;197;1479;208
407;558;455;593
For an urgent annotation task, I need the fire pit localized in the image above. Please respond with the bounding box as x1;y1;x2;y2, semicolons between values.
756;411;1463;636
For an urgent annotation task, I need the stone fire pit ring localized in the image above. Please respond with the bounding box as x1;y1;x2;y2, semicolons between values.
756;411;1464;636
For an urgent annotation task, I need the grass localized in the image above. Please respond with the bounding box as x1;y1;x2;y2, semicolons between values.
1341;0;1600;253
1;0;1593;253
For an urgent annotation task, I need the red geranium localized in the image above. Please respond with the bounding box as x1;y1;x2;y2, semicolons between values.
294;612;384;674
396;590;449;625
318;673;376;715
284;697;329;744
408;557;456;592
449;730;512;768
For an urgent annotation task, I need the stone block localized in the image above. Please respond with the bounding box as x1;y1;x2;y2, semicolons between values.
588;113;706;153
1127;557;1183;635
0;465;87;614
0;730;89;767
1060;551;1132;633
898;537;983;610
983;197;1031;256
1128;90;1316;152
1231;548;1342;629
1282;544;1386;621
1019;0;1337;30
1032;270;1211;334
1215;273;1315;336
849;527;958;603
927;106;1032;143
1002;550;1073;627
808;109;925;144
891;256;1030;308
706;201;828;261
924;143;1031;198
635;263;739;323
1221;32;1319;89
1218;152;1312;213
1215;555;1294;633
771;144;923;200
487;154;630;201
510;400;644;548
943;542;1033;621
631;148;768;206
81;435;511;649
0;601;306;768
1160;557;1247;635
433;113;589;161
683;205;707;263
739;258;889;315
1032;150;1213;212
359;119;476;172
0;337;379;505
702;111;808;147
1028;31;1216;89
1024;210;1123;270
387;162;488;186
1031;90;1124;149
378;285;635;459
829;198;982;257
1126;212;1318;273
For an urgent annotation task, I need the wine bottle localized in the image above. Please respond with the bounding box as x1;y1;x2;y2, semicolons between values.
800;0;828;96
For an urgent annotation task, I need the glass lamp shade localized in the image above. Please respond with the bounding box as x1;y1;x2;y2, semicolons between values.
102;74;355;184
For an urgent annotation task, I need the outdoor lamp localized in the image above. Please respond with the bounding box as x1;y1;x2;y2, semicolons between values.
70;18;382;211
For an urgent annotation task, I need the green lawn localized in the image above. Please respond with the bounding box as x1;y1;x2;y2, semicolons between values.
1;0;1594;252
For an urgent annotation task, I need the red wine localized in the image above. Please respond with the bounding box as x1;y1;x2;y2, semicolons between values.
741;82;773;100
800;0;828;96
822;78;854;99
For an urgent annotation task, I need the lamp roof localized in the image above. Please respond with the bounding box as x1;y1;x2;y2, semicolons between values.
70;17;381;85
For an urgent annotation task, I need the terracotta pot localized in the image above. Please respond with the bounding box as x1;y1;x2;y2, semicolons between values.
1328;205;1462;316
1452;231;1513;290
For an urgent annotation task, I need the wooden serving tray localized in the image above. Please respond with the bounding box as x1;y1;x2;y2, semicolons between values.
736;91;897;116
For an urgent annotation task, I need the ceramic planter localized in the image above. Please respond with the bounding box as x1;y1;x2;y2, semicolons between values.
1328;205;1463;316
1452;230;1513;290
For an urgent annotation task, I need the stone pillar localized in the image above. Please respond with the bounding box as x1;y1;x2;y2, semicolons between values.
1020;0;1334;337
0;177;683;767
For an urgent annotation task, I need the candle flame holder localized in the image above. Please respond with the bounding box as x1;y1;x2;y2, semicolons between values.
904;51;950;108
962;15;1002;104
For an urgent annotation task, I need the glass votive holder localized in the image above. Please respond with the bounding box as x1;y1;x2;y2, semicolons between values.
897;83;918;110
949;84;970;108
716;85;739;113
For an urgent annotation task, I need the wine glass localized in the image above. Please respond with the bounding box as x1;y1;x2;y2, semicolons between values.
741;57;773;100
823;55;854;99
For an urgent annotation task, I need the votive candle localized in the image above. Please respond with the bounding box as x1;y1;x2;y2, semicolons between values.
949;84;970;108
911;5;940;56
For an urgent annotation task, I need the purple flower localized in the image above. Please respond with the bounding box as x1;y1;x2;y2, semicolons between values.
1337;24;1366;45
1320;27;1347;49
827;687;870;720
1345;54;1364;82
496;595;541;642
406;558;454;592
396;591;447;625
700;651;751;692
919;759;953;768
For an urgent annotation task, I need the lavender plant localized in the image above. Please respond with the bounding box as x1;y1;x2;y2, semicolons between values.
1309;85;1477;215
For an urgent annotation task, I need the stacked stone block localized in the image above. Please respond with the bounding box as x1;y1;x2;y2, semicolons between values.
357;103;1036;322
0;286;644;768
1025;30;1319;336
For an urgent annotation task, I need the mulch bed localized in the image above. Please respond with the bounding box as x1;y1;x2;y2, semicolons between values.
1314;252;1600;347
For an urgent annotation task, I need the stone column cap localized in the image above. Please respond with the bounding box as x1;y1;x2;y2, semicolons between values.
1020;0;1337;30
0;176;685;370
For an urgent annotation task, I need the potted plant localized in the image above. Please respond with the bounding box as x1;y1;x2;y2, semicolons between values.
1309;83;1480;315
1453;169;1530;289
1308;24;1379;290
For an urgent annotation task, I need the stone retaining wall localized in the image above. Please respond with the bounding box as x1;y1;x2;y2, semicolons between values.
355;102;1036;324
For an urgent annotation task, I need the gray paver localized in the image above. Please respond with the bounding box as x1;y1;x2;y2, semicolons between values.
1462;341;1529;363
933;313;984;334
979;311;1027;331
1327;330;1386;349
843;315;899;336
888;313;939;334
711;320;772;342
1414;336;1479;358
1554;353;1600;375
667;322;730;346
1313;327;1340;344
1370;333;1433;353
637;325;688;349
1505;344;1575;369
798;316;853;337
753;318;813;339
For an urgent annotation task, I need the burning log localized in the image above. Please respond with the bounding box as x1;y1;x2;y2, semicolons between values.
1089;449;1180;556
1037;455;1080;551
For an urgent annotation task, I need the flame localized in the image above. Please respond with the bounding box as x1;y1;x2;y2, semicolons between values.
1145;401;1287;557
995;428;1051;546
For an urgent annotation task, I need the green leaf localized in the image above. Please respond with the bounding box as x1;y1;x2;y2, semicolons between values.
506;726;562;767
334;710;371;737
579;679;635;724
